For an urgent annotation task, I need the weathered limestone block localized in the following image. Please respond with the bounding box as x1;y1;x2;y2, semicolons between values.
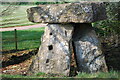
72;23;108;73
27;2;107;23
28;24;74;76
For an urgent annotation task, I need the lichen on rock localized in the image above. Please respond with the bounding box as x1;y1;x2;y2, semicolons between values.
27;2;107;23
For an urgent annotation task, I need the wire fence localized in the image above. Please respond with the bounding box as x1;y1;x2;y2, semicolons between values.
2;27;44;51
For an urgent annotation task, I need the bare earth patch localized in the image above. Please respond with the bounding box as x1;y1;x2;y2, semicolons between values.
0;49;38;75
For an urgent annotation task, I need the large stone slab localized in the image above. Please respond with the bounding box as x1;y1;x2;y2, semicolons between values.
27;24;74;76
27;2;107;23
72;23;108;73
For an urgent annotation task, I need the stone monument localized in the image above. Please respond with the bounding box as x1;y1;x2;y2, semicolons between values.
27;2;108;76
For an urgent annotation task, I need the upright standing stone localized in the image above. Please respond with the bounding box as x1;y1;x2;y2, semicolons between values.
27;24;73;76
72;23;108;73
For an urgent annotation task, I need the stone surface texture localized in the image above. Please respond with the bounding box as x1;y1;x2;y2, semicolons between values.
27;2;108;76
72;23;108;73
27;24;74;76
27;2;107;23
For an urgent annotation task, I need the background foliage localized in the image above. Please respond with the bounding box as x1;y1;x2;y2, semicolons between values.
93;2;120;36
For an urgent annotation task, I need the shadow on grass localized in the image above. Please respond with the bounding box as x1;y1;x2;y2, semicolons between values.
1;49;38;68
1;49;26;55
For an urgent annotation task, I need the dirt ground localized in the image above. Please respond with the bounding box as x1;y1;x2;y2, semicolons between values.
0;49;38;75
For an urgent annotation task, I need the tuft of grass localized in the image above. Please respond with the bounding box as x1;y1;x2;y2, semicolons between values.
1;74;25;78
36;72;65;78
1;74;43;80
2;27;45;50
35;72;47;76
76;70;120;78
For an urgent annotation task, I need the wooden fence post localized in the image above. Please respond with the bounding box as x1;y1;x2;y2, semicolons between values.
14;29;18;51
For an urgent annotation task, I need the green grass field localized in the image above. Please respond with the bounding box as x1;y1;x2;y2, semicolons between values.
1;70;120;78
2;27;45;50
0;5;37;28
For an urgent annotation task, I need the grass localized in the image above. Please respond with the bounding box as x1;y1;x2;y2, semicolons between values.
2;27;45;50
0;5;36;28
76;70;120;78
1;71;120;78
35;72;65;77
